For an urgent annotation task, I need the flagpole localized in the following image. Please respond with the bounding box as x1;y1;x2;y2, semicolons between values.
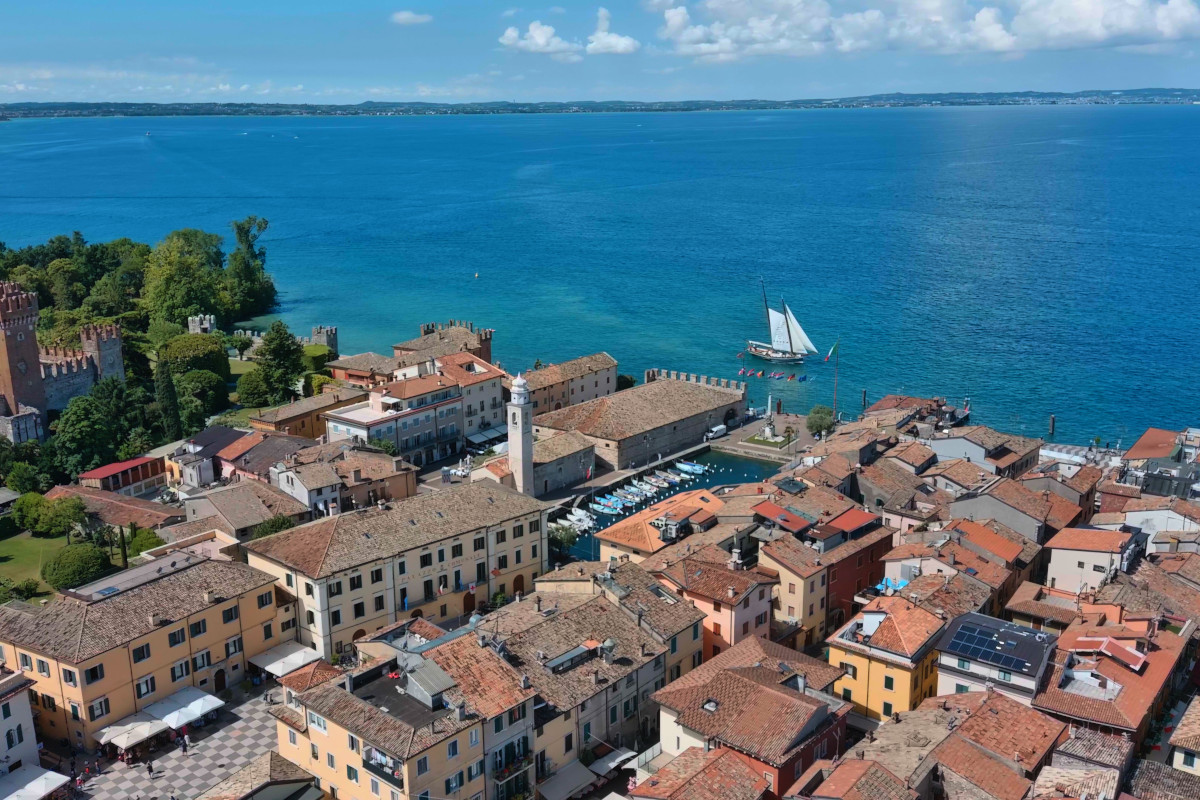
833;342;839;422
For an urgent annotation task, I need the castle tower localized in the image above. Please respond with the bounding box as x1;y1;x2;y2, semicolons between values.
80;324;125;384
0;283;46;415
508;373;535;496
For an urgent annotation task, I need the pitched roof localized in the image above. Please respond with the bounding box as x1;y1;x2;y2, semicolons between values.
1031;765;1121;800
1170;694;1200;752
653;544;778;604
542;560;706;639
219;432;314;476
663;635;842;694
632;747;768;800
393;324;486;354
760;534;825;580
1124;427;1181;461
326;351;402;374
882;540;1010;590
902;573;992;618
515;353;617;391
483;432;594;478
921;458;992;489
943;518;1023;563
928;734;1031;800
828;508;879;534
0;558;275;663
884;441;935;468
1044;527;1132;553
196;480;309;531
534;379;742;442
425;631;536;720
864;394;939;414
928;691;1066;775
195;751;314;800
434;351;507;387
1128;758;1200;800
44;485;183;529
832;596;944;661
245;482;545;577
168;425;248;463
1123;495;1200;524
949;426;1043;467
250;388;368;424
1005;581;1081;625
594;490;724;554
791;758;917;800
78;455;160;480
278;660;344;693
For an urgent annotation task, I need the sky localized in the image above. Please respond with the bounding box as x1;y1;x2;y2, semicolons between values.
3;0;1200;102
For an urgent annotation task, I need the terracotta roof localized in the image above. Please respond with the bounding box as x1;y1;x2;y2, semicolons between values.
884;441;935;468
921;458;992;490
78;455;160;480
1124;427;1181;461
929;734;1031;800
278;660;344;693
434;351;507;387
882;540;1009;590
595;490;724;554
250;388;368;424
195;750;314;800
218;432;314;476
195;480;309;532
753;500;812;534
1169;694;1200;752
820;525;897;568
425;631;536;720
587;560;706;638
665;636;842;693
973;517;1043;567
0;558;275;663
327;351;402;374
760;534;825;580
860;459;928;504
632;747;768;800
943;518;1023;563
790;758;917;800
245;482;545;578
978;478;1080;527
951;426;1043;466
828;508;879;534
639;524;754;574
1031;765;1121;800
832;596;944;661
903;573;992;617
1005;581;1080;625
393;325;486;354
1154;552;1200;588
44;485;183;529
1044;492;1083;530
373;373;460;400
534;379;742;442
217;431;267;463
514;353;617;392
1044;527;1132;553
865;394;937;414
771;484;858;525
653;544;777;604
1123;495;1200;524
1129;758;1200;800
473;591;595;639
941;688;1066;765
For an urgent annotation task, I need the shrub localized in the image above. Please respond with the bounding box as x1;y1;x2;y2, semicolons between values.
5;462;42;494
12;492;47;533
236;368;271;407
251;514;296;540
306;373;336;397
175;369;229;414
41;543;110;590
160;333;231;381
11;578;40;600
302;344;332;374
127;527;166;557
806;405;835;437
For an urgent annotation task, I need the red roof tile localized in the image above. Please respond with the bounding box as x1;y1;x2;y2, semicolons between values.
1124;427;1180;461
78;456;160;480
1045;528;1132;554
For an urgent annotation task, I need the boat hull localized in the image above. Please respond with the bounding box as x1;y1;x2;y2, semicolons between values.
745;342;805;364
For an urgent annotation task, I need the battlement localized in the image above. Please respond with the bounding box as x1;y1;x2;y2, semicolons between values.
643;368;746;394
0;282;39;320
188;314;217;335
420;319;493;340
79;323;121;344
40;352;93;379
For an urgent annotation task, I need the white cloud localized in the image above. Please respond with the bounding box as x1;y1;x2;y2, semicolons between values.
499;21;585;61
502;7;521;16
390;10;433;25
549;5;567;12
588;7;643;53
652;0;1200;61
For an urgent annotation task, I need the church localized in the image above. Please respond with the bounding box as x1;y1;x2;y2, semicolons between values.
0;282;126;443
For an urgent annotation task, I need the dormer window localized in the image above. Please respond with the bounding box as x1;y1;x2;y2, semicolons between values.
701;699;719;713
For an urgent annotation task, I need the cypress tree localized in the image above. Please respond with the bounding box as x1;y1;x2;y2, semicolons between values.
156;359;182;440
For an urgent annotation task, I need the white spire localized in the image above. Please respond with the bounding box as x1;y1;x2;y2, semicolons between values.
511;372;529;405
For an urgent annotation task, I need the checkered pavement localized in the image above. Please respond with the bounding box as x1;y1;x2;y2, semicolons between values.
78;693;279;799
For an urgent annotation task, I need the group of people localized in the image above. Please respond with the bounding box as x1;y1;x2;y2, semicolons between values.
64;733;191;797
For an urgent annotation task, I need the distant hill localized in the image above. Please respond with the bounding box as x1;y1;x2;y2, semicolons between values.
3;89;1199;119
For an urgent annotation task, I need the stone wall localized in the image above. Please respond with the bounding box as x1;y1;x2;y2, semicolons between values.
41;354;97;412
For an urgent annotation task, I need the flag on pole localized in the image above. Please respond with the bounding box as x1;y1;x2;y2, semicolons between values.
757;370;764;377
736;352;744;359
787;374;796;381
825;339;840;362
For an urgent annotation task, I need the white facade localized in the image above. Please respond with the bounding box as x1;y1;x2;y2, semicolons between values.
0;678;41;774
1046;547;1125;594
274;467;343;517
935;651;1042;705
508;375;534;496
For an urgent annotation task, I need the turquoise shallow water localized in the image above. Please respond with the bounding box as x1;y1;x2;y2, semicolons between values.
1;107;1198;445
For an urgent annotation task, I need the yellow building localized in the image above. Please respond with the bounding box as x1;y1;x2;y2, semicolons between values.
1170;696;1200;776
244;482;547;658
0;555;279;751
273;616;534;800
825;596;944;722
758;534;829;648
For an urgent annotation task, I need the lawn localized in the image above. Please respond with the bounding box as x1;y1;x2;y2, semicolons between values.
212;405;266;428
0;531;68;592
228;357;256;377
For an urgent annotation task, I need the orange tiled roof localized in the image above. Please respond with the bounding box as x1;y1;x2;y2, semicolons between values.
1124;427;1180;461
631;748;768;800
841;596;945;659
1123;495;1200;524
662;636;842;693
425;630;536;720
1045;527;1132;553
217;431;267;462
760;534;825;580
944;518;1023;563
793;758;917;800
595;489;724;553
653;544;777;604
278;660;343;693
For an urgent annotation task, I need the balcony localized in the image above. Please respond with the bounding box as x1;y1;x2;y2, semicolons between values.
363;750;404;790
493;755;534;784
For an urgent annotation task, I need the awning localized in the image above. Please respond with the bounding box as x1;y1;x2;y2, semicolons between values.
145;686;224;729
0;764;70;800
96;711;169;749
250;640;322;678
587;747;636;775
467;426;507;445
538;759;597;800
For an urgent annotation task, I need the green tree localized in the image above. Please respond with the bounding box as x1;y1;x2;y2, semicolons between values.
160;333;231;380
373;438;398;456
616;374;637;391
236;368;271;407
178;396;207;434
40;496;87;541
307;373;336;396
5;462;42;494
301;344;331;373
255;321;304;403
175;369;229;414
225;216;277;318
127;526;166;557
147;320;186;351
251;514;296;540
142;232;223;325
41;543;111;590
156;359;183;440
116;427;156;461
231;334;254;360
806;405;836;437
46;257;87;309
52;396;121;477
12;493;47;532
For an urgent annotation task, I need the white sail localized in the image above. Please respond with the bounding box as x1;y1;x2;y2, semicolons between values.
784;304;818;354
767;308;792;352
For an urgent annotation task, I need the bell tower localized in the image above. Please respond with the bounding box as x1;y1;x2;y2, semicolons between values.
508;373;535;496
0;283;45;415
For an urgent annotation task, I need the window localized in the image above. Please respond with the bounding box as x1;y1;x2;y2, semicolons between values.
87;697;111;721
670;636;678;654
451;543;463;558
0;702;8;719
347;765;359;783
1077;561;1085;569
350;575;363;591
307;711;328;732
353;601;365;619
494;716;504;734
375;595;386;612
495;530;506;544
957;658;970;670
564;733;573;753
190;619;207;637
609;705;617;725
327;753;336;769
193;651;212;671
998;670;1012;682
713;622;721;636
509;703;527;724
398;561;407;576
448;740;459;759
263;622;274;640
169;628;187;647
371;777;381;796
311;743;319;760
955;684;970;694
438;548;446;564
36;658;50;676
417;756;429;775
476;562;486;583
1186;752;1196;768
171;660;190;682
62;668;77;686
474;536;486;551
306;611;315;625
41;695;55;712
84;664;105;685
420;553;433;568
289;730;297;746
328;581;343;597
693;622;701;640
371;567;383;584
513;523;524;538
882;701;893;717
70;703;81;721
445;772;464;793
515;549;522;565
286;573;294;588
497;555;508;570
755;611;767;626
841;688;852;702
331;610;342;626
530;519;540;533
884;675;894;691
136;675;156;699
470;728;479;747
844;664;857;679
305;582;314;596
223;605;240;624
226;636;243;658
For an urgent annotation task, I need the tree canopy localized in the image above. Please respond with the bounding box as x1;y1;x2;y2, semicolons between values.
251;514;297;540
806;405;836;437
159;333;231;380
41;543;111;590
255;321;305;403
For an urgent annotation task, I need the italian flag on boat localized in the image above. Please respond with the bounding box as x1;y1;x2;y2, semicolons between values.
824;339;840;362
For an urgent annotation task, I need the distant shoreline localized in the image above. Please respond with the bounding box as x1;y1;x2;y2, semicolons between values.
3;89;1200;119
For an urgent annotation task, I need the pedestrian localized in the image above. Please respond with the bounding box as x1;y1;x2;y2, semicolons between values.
147;760;154;778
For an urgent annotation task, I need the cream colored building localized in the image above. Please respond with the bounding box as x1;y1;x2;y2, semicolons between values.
0;555;278;751
1170;695;1200;776
244;482;548;658
508;353;618;413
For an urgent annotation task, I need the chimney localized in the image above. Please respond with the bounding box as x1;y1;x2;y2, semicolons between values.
149;613;162;626
535;596;543;612
727;586;736;599
592;669;601;684
353;469;362;483
521;674;530;689
456;702;467;721
203;590;216;603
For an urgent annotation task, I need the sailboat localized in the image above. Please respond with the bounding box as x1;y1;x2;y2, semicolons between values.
746;279;818;363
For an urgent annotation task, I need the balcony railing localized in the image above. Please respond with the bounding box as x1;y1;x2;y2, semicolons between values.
493;755;534;784
363;752;404;790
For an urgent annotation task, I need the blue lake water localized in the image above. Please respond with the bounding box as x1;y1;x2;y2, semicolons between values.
1;107;1198;445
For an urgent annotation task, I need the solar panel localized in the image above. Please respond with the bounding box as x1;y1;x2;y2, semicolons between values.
946;623;1030;672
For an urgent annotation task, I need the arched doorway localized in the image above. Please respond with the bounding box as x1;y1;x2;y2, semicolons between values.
513;575;525;596
463;591;476;615
723;408;737;426
410;608;424;618
554;402;562;410
352;629;366;642
214;669;227;693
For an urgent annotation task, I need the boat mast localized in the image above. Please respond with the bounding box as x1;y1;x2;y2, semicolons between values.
760;277;770;331
782;296;794;354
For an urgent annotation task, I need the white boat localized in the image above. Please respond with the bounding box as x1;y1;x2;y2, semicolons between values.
676;461;707;474
746;278;818;363
655;470;681;484
567;509;596;525
632;480;659;495
644;475;670;489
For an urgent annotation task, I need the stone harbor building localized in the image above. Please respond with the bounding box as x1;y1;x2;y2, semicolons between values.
0;282;125;442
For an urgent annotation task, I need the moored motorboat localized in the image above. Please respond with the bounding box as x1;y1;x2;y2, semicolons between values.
644;475;670;489
676;461;707;474
590;503;619;516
